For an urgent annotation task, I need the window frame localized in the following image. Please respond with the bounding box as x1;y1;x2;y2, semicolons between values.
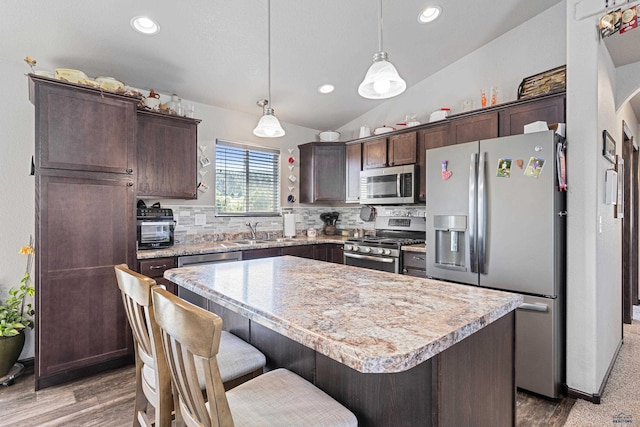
214;139;281;217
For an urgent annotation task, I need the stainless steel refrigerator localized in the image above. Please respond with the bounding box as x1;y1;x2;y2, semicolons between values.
425;130;565;398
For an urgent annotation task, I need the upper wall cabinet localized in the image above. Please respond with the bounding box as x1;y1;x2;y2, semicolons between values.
388;132;417;166
137;111;201;199
417;123;450;202
363;132;417;170
499;93;565;136
448;112;499;145
299;142;345;203
30;77;137;174
345;142;362;203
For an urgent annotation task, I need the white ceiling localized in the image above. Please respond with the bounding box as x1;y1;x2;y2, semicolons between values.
2;0;638;130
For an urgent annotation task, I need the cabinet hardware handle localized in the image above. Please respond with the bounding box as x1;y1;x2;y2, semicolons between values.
412;256;425;261
126;182;134;187
126;168;133;174
150;265;167;270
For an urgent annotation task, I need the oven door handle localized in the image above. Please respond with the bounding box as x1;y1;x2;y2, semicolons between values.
344;253;395;263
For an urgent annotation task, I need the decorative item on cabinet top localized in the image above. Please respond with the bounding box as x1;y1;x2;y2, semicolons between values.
287;148;296;203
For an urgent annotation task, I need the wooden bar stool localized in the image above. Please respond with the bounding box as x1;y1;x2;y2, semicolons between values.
151;286;358;427
114;264;266;427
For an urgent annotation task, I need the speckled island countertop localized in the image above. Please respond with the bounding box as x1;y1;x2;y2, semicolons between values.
165;256;521;374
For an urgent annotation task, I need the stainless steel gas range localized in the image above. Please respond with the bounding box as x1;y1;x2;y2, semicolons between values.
343;216;426;274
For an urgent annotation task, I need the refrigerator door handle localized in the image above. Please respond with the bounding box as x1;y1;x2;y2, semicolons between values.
397;174;402;198
469;152;478;273
478;151;487;274
519;302;549;313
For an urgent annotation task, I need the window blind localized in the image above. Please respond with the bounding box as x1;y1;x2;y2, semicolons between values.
215;140;280;215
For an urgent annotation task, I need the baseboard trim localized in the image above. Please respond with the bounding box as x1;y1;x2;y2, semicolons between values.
566;338;623;404
35;355;134;390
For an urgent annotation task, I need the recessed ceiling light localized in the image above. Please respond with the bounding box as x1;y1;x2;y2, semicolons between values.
130;16;160;35
418;6;441;24
318;84;335;94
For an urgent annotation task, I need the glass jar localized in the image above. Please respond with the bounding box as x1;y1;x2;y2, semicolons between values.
166;94;182;115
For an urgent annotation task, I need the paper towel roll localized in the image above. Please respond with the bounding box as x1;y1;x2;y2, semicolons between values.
283;213;296;237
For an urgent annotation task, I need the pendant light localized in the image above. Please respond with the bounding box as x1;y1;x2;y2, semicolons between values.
358;0;406;99
253;0;285;138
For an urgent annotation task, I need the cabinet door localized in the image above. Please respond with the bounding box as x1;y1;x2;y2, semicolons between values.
499;95;565;136
243;248;282;259
417;124;450;202
299;143;346;203
345;143;362;203
36;170;136;389
449;112;498;145
139;257;178;294
282;245;315;259
34;80;136;174
329;244;345;264
363;137;388;169
313;244;330;262
137;113;198;199
388;132;417;166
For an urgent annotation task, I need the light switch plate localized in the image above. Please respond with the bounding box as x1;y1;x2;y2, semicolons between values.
195;213;206;226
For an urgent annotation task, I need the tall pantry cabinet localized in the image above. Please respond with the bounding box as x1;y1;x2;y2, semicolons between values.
29;75;137;389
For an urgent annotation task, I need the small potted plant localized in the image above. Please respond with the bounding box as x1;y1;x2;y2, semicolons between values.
0;238;35;378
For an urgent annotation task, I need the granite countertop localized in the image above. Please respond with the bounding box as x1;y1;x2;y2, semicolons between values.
165;256;521;374
138;235;349;259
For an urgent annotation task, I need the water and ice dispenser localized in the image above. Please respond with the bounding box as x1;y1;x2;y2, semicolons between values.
433;215;467;270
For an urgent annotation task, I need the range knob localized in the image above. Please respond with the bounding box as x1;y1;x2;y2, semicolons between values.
362;247;371;253
375;248;384;255
383;249;392;255
352;246;360;252
345;244;352;251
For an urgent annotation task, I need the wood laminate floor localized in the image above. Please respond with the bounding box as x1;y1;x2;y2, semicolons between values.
1;365;574;426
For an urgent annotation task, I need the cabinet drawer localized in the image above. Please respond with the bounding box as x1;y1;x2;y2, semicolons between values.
139;257;177;278
403;252;426;269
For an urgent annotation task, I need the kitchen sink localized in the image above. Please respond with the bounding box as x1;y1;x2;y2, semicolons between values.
230;239;268;245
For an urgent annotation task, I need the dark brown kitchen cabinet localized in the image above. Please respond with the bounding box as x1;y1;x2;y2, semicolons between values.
137;111;200;199
138;257;178;295
499;93;565;136
30;75;138;390
388;131;417;166
362;137;388;169
35;170;136;390
448;112;499;145
417;123;450;202
403;251;427;278
30;76;136;174
282;245;315;259
299;142;345;203
345;143;362;203
243;248;282;259
312;244;343;263
329;244;344;264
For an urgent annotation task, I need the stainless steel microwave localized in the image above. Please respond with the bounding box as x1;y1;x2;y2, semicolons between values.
359;164;417;205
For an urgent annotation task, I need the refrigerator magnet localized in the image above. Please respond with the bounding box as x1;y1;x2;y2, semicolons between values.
441;160;452;181
496;158;512;178
516;159;524;169
524;157;545;178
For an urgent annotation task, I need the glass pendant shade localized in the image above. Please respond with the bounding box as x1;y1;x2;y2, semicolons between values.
253;106;285;138
358;52;406;99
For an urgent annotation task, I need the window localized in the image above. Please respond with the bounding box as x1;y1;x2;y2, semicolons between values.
215;139;280;216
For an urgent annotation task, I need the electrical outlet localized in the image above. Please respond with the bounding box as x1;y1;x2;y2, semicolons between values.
195;213;206;226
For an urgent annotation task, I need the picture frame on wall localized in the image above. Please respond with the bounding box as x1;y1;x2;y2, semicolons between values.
602;130;616;164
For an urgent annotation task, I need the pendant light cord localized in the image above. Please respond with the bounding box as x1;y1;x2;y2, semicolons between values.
377;0;383;52
268;0;272;106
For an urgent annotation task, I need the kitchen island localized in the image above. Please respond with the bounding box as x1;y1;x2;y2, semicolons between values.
165;256;522;426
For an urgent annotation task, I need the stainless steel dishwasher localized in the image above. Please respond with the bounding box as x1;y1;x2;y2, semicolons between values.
176;252;243;308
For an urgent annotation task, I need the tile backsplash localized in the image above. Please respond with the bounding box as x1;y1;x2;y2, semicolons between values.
161;204;426;244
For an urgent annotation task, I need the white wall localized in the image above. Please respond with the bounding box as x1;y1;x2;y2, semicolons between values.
338;2;567;138
0;58;318;360
0;59;36;359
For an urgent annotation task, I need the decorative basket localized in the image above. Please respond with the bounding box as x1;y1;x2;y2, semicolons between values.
517;65;566;100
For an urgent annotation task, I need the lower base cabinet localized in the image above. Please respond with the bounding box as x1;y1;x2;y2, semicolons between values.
138;257;178;294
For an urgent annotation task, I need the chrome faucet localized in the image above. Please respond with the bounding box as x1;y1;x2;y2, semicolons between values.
246;222;258;239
